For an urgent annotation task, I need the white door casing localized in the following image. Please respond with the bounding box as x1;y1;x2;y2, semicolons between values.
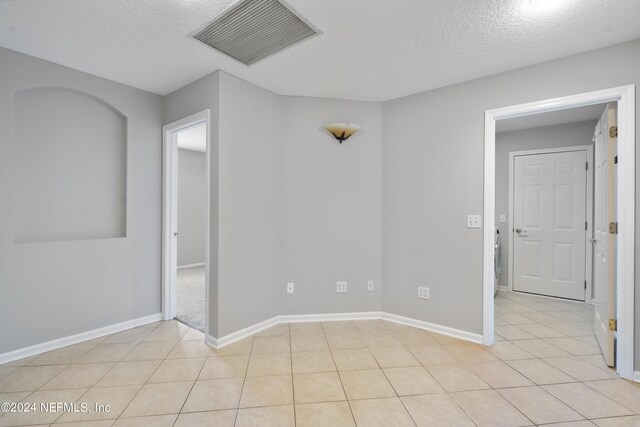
513;150;587;301
483;85;635;381
167;132;178;320
593;103;617;366
162;110;211;337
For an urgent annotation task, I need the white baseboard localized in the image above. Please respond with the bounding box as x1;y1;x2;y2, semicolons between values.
206;311;482;349
381;312;483;344
634;371;640;383
497;286;508;292
177;263;205;270
209;316;280;348
280;311;382;324
0;313;162;365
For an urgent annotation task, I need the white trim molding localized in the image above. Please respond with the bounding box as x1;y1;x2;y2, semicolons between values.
162;110;211;340
380;313;483;344
0;313;162;365
484;85;635;380
634;371;640;384
206;311;483;349
177;263;205;270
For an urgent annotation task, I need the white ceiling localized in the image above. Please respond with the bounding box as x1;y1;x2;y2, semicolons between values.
177;124;206;152
496;103;606;133
1;0;639;101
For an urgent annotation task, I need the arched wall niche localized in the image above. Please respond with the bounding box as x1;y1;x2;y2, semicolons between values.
14;87;127;243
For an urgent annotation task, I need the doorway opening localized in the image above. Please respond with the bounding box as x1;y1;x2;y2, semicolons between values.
162;110;211;335
483;86;635;381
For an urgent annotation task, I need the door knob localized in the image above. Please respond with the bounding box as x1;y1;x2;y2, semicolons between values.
589;238;599;244
174;232;178;237
515;228;525;234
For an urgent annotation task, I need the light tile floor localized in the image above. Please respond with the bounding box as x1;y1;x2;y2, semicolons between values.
1;291;639;426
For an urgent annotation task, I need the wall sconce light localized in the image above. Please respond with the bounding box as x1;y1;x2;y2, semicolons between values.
324;123;360;143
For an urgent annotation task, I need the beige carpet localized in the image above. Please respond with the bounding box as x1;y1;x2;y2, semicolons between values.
176;265;204;332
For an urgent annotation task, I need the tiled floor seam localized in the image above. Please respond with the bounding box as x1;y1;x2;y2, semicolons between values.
108;326;184;423
322;321;358;427
40;323;165;425
232;331;255;426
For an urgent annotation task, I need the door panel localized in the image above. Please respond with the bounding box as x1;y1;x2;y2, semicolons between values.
593;103;616;367
513;150;587;300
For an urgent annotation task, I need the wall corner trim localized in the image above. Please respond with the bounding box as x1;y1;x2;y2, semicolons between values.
205;311;483;350
0;313;162;365
634;371;640;384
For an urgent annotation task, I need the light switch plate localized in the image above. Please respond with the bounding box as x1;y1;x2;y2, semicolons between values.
467;215;482;228
367;280;374;291
418;286;430;300
287;282;295;294
499;214;506;223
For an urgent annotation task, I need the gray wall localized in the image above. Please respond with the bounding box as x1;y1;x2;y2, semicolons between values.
0;47;163;353
495;120;597;288
216;72;281;336
166;72;383;337
164;71;220;337
177;148;206;267
14;88;127;243
381;39;640;369
279;96;382;316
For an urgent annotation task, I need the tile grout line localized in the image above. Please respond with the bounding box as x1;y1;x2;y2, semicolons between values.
401;331;482;426
104;322;186;425
172;332;211;426
232;333;255;427
377;320;419;427
21;323;164;425
322;320;359;427
403;308;544;425
495;293;632;423
287;323;296;427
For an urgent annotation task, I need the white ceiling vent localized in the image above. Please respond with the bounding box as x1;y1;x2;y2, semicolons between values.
192;0;321;66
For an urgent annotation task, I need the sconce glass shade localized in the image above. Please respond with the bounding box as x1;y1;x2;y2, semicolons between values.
325;123;360;143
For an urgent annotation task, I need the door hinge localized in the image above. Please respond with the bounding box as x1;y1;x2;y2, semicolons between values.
586;162;588;171
609;318;617;331
614;155;618;164
585;221;588;230
584;280;587;290
609;126;618;138
609;222;618;234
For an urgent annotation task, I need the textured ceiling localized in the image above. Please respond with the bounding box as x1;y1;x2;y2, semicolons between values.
1;0;639;101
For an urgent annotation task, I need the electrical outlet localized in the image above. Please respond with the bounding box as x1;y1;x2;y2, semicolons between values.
336;281;347;293
287;282;295;294
499;214;506;223
418;286;430;300
467;215;482;228
367;280;374;292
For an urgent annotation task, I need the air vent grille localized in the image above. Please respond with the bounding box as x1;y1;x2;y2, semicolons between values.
192;0;320;65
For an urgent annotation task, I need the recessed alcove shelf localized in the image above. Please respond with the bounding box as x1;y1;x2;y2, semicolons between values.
14;87;127;243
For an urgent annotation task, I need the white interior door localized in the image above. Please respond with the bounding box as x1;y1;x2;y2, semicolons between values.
593;104;617;367
513;150;587;300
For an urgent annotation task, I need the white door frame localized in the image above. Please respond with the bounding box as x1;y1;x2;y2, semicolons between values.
162;110;211;338
507;145;594;303
483;85;635;381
